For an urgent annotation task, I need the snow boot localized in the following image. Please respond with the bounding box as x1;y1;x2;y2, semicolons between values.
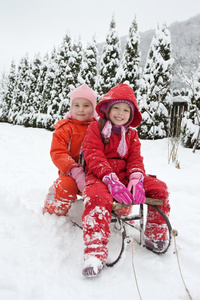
82;257;105;278
145;238;168;254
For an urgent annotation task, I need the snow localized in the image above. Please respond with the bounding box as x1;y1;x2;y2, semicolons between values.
0;123;200;300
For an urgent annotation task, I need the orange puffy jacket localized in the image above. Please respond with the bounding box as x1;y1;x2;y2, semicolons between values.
50;118;95;175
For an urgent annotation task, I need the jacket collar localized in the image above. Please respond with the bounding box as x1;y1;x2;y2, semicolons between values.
53;117;95;130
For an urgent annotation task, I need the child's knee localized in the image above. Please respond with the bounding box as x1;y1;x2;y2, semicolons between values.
43;175;78;216
52;175;78;200
144;175;169;200
55;175;78;193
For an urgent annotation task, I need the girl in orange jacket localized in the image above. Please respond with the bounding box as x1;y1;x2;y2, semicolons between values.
43;84;97;216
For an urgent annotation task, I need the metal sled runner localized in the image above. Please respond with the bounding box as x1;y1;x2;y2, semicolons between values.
106;198;172;267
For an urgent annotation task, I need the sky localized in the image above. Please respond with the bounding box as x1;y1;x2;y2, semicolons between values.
0;0;200;75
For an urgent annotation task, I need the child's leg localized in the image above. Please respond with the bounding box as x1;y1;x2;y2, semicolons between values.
143;175;170;241
43;174;78;216
82;179;113;263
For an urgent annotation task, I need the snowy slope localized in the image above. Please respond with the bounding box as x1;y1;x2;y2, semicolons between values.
0;123;200;300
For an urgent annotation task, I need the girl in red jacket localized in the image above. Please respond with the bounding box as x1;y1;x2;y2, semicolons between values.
82;84;170;277
43;84;97;216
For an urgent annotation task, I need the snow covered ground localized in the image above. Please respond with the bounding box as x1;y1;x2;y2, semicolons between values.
0;123;200;300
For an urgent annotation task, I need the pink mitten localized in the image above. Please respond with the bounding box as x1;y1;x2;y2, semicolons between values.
70;167;86;192
127;172;145;204
103;173;133;204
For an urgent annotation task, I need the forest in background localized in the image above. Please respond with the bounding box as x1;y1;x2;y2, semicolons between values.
0;14;199;150
114;14;200;88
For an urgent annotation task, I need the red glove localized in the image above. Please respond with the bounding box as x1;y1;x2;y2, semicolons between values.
127;172;145;204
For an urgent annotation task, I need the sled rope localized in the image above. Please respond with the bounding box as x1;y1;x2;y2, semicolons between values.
131;238;143;300
173;230;193;300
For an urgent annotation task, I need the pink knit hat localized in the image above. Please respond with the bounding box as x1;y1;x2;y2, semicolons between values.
65;84;97;119
71;84;97;110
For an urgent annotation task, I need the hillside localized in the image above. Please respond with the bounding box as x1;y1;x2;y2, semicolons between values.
140;14;200;88
98;14;200;89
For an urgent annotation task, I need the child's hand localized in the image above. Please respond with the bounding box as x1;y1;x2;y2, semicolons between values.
103;173;133;204
70;167;86;192
127;172;145;204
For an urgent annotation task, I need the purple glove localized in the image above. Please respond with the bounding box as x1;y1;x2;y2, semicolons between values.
127;172;145;204
103;173;133;204
69;167;86;192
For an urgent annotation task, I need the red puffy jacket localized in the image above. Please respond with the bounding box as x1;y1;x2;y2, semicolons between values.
83;121;145;184
83;84;145;184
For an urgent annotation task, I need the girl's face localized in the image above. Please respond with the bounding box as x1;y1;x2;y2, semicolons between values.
109;102;131;126
71;98;93;121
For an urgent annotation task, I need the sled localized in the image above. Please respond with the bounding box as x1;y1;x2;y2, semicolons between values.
106;198;172;267
72;196;172;267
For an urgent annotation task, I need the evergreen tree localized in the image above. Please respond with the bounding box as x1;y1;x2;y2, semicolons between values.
118;17;141;97
36;53;49;97
0;62;16;122
181;64;200;149
48;35;72;128
80;36;99;90
8;55;30;125
28;53;49;127
59;38;83;118
38;47;58;129
22;54;42;127
97;16;121;96
71;39;84;88
138;23;174;139
0;71;8;107
59;34;73;100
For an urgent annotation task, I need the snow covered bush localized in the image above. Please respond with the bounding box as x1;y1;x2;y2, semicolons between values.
181;66;200;150
97;16;121;96
117;17;141;97
138;23;174;139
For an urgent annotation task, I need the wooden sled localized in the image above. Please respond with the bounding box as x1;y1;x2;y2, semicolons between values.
106;198;172;267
